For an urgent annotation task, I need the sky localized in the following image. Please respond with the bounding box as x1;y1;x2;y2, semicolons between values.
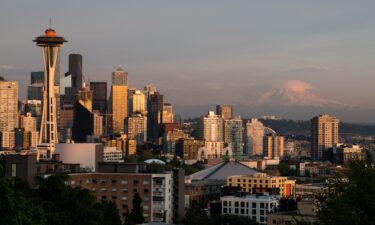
1;0;375;109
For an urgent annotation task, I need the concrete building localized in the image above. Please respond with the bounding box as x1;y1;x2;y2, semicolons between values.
163;128;186;155
55;143;104;172
263;134;284;159
246;118;265;156
126;114;147;146
216;105;233;120
162;103;174;124
0;79;18;132
224;117;243;155
201;111;224;142
203;141;226;159
311;114;339;161
93;111;104;136
227;173;296;198
129;89;146;114
325;144;365;164
27;83;43;101
20;112;37;132
221;193;280;224
181;139;205;160
103;146;123;161
67;164;184;224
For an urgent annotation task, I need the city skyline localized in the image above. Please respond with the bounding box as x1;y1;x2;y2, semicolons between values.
1;1;375;122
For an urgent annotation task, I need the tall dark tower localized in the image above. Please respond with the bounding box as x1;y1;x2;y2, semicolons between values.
147;92;163;143
69;54;83;89
33;25;67;158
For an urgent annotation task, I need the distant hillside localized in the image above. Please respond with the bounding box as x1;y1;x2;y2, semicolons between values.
258;119;375;137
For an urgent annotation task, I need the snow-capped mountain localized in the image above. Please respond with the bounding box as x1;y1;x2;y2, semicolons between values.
256;80;351;108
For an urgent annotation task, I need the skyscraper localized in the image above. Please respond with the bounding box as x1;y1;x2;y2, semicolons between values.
246;118;265;156
216;105;233;120
30;71;44;84
109;68;128;133
201;111;224;142
224;117;243;155
72;87;93;142
147;92;163;143
90;81;107;114
0;79;18;132
125;113;147;146
162;103;174;124
128;89;146;114
311;114;339;161
33;26;66;157
69;54;83;89
263;134;284;159
20;112;37;132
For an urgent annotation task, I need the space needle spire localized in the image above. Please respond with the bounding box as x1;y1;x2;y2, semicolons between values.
33;23;67;159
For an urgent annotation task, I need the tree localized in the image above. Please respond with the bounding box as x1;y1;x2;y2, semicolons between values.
183;204;211;225
124;193;144;225
316;161;375;225
96;201;121;225
212;214;258;225
0;177;47;225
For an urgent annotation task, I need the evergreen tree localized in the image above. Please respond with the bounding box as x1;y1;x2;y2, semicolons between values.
125;193;144;225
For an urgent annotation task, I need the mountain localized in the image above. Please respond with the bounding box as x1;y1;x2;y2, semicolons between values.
255;80;352;108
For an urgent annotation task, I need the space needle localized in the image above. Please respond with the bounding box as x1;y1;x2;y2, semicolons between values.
33;23;67;158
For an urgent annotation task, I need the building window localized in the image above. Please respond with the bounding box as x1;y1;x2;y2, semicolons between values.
252;209;256;215
112;196;117;200
235;208;239;214
241;202;245;207
223;208;227;213
235;202;239;207
133;180;139;185
143;181;149;185
241;209;245;214
252;203;256;208
112;180;117;184
121;180;128;185
260;203;264;208
144;189;149;193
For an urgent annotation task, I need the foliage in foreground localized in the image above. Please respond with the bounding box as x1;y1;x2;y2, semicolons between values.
316;161;375;225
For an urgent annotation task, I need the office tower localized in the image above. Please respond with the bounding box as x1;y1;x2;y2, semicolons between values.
181;139;205;160
311;114;339;161
14;128;24;151
147;92;163;143
216;105;233;120
126;113;147;146
59;104;74;141
224;117;244;155
112;67;128;85
34;26;66;157
0;79;18;132
163;103;174;124
30;71;44;84
246;118;265;156
109;68;128;134
93;111;103;137
27;84;43;101
263;134;284;159
90;81;107;114
72;87;93;142
20;112;37;132
69;54;83;89
129;89;146;114
201;111;224;142
144;83;157;96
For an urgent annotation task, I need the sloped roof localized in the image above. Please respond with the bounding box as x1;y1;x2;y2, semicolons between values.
187;160;257;182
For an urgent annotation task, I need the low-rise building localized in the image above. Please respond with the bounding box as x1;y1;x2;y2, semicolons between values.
221;193;280;224
267;199;317;225
227;173;296;198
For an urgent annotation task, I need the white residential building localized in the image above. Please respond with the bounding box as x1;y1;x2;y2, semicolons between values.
221;193;280;224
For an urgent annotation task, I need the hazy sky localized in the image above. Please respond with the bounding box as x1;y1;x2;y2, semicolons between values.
1;0;375;108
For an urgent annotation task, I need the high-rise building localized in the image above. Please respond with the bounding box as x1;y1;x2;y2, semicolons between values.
90;81;107;114
263;134;284;159
311;114;339;161
112;67;128;85
126;114;147;146
147;92;163;143
34;26;66;157
216;105;233;120
0;79;18;132
246;118;265;156
128;89;146;114
201;111;224;142
109;68;128;134
30;71;44;84
60;74;72;95
224;117;244;155
20;112;37;132
72;87;93;142
69;54;83;89
163;128;186;154
162;103;174;124
93;111;103;137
